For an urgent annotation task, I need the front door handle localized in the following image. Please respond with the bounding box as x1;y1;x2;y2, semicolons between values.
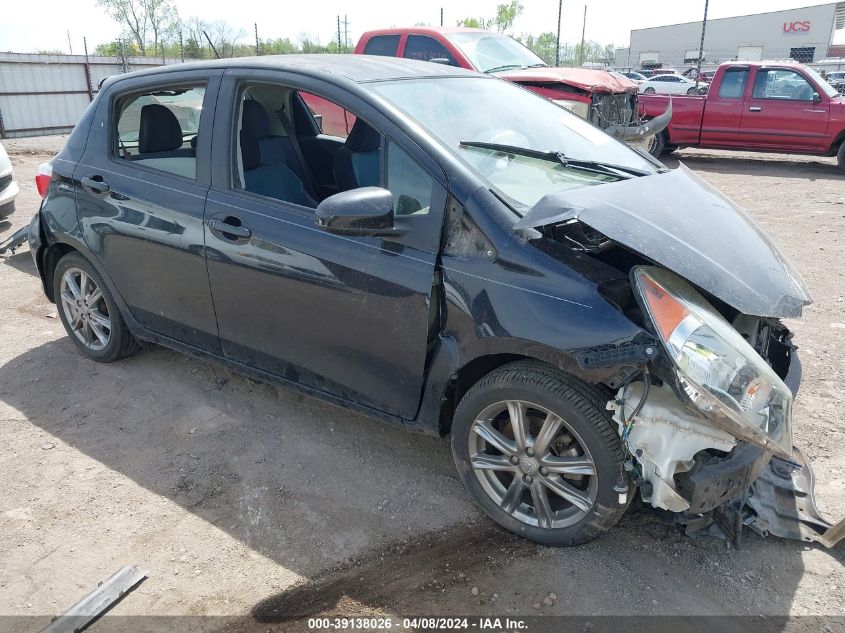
748;106;762;112
208;216;252;240
81;175;110;194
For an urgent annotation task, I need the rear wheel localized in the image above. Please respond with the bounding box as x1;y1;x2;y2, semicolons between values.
644;87;656;94
647;130;667;157
53;252;140;362
837;142;845;172
451;362;630;546
686;87;697;95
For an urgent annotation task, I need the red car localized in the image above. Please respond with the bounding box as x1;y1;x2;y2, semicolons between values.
355;27;670;142
640;61;845;169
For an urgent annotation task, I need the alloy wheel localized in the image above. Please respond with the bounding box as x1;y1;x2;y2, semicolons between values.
469;400;598;529
59;267;112;351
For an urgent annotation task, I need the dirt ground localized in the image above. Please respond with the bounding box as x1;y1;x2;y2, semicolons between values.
1;136;843;631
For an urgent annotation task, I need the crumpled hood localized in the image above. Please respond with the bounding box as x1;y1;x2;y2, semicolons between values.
515;165;812;318
498;66;639;93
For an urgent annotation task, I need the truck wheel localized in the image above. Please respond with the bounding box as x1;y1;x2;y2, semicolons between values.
648;131;666;157
450;361;630;546
53;252;140;363
838;142;845;172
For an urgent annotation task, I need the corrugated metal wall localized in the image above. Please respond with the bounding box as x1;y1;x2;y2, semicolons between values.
0;53;180;138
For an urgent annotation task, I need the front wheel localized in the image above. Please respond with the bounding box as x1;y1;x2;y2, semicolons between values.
686;87;697;95
451;362;630;546
838;142;845;172
647;130;667;157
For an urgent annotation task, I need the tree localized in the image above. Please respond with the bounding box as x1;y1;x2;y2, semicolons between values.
494;1;523;33
96;0;179;56
456;17;490;29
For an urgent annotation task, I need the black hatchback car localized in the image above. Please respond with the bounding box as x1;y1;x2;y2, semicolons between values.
27;55;842;547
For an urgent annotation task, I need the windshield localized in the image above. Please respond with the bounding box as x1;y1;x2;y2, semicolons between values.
803;66;840;98
370;77;657;211
445;31;547;73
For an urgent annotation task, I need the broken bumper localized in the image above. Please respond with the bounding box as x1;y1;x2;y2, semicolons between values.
603;102;672;143
747;446;845;548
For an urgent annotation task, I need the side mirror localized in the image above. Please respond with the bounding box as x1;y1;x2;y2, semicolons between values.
812;91;822;103
315;187;401;237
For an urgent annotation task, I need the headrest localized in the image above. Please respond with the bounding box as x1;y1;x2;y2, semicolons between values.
345;119;381;152
242;100;272;140
139;104;184;154
240;127;261;171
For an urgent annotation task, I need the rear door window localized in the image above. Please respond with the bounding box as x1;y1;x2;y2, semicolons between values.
114;85;206;179
403;35;458;66
299;92;356;138
363;35;400;57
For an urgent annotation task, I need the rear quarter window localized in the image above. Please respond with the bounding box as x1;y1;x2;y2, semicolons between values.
363;35;400;57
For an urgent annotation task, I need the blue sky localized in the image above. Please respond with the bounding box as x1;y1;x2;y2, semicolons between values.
1;0;842;54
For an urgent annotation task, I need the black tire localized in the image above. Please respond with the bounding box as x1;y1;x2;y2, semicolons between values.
648;130;667;157
53;252;140;362
686;87;697;95
644;87;656;94
451;361;631;546
663;143;679;155
837;142;845;173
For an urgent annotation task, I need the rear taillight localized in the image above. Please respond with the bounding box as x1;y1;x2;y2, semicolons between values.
35;162;53;198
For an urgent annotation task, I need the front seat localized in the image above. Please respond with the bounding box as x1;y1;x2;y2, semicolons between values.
333;119;381;191
240;127;316;208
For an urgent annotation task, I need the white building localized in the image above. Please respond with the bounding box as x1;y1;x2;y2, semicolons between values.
616;2;845;69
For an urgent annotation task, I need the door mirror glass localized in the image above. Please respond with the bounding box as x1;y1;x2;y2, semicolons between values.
813;91;821;103
315;187;399;236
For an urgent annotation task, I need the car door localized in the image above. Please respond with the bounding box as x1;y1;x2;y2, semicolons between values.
738;67;830;151
76;70;223;352
203;70;447;420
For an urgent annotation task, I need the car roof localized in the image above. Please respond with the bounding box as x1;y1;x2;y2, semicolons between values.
361;26;488;36
104;54;481;86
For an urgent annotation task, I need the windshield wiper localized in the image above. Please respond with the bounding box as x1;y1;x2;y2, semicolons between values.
483;64;525;74
458;141;653;178
526;63;548;68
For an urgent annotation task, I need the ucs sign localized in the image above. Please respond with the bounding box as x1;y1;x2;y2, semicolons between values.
784;21;811;32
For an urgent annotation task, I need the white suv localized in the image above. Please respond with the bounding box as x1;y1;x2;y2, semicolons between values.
0;141;19;218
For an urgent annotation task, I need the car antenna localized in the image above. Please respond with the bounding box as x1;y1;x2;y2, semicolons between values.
203;31;221;59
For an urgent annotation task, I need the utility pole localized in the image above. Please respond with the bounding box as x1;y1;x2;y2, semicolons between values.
555;0;562;66
440;7;444;27
579;5;587;66
343;14;349;50
254;22;260;56
695;0;709;90
337;15;342;50
67;30;73;55
179;30;184;62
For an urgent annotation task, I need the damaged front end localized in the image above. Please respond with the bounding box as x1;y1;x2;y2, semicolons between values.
518;170;842;548
604;268;843;548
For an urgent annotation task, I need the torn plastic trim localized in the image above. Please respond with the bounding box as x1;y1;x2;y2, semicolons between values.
604;102;672;142
516;165;812;318
747;446;845;548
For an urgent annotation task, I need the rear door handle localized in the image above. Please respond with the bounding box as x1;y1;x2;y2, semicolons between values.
208;216;252;240
748;106;762;112
81;175;110;194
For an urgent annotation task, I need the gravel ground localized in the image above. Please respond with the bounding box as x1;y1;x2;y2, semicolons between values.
0;137;843;631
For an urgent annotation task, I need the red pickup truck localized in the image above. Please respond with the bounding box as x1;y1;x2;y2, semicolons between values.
640;61;845;170
355;27;670;143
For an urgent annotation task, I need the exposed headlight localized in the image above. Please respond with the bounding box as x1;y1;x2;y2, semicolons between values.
553;99;590;120
633;266;793;457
